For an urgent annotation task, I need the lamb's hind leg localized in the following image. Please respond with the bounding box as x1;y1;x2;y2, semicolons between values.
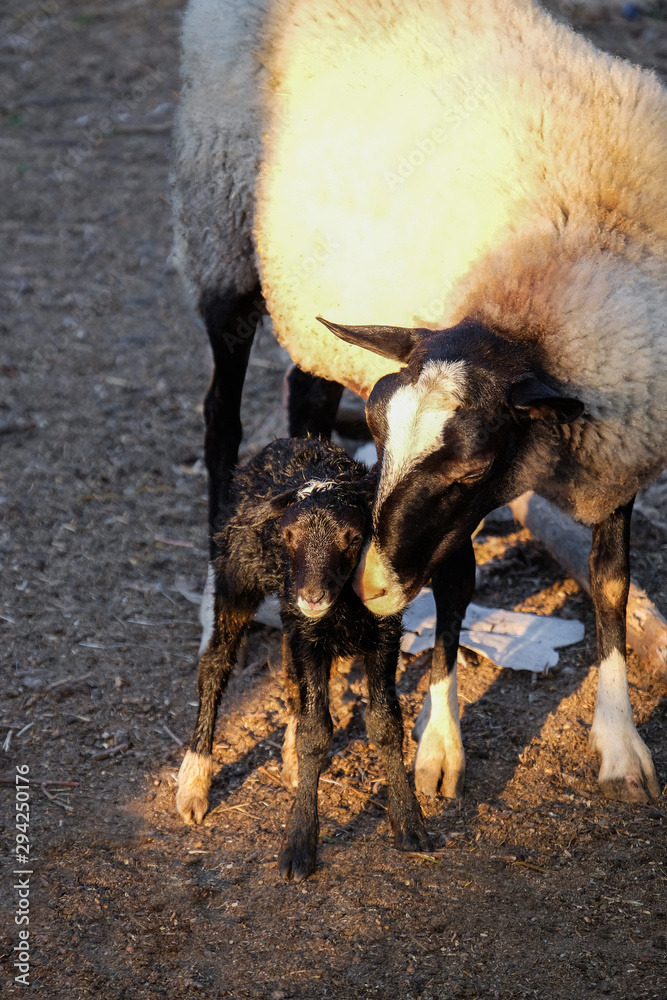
588;498;659;801
198;285;264;655
177;595;256;824
365;627;431;852
413;540;476;798
279;644;332;881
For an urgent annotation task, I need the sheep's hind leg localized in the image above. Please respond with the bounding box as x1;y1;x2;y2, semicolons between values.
365;630;431;852
278;645;333;881
414;540;475;799
177;596;255;824
588;499;659;802
198;284;264;655
286;366;344;438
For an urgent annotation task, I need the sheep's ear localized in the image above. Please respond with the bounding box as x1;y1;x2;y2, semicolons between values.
317;316;425;363
510;377;584;423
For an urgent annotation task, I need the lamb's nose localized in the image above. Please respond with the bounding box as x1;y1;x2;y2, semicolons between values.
303;591;326;607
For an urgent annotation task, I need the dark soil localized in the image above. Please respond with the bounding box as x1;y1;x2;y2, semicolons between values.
0;2;666;997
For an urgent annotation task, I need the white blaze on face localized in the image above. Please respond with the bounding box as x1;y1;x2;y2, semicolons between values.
375;359;468;515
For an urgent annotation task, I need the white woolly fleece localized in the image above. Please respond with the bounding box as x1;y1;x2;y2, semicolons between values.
172;0;667;517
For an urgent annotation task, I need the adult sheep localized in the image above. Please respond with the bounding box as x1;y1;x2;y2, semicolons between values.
171;0;667;804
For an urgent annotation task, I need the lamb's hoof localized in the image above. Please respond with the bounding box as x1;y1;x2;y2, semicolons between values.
414;730;464;799
278;828;318;882
176;750;214;825
590;729;659;803
392;818;432;854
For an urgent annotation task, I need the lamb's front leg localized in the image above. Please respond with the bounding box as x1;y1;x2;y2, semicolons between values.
365;627;431;852
278;644;332;882
281;634;300;789
413;540;475;798
588;499;659;802
177;597;254;824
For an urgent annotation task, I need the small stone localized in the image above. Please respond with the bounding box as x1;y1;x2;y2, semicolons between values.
621;2;642;19
20;675;46;691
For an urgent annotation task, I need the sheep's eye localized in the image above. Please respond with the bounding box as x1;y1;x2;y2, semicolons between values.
347;534;363;549
457;463;492;485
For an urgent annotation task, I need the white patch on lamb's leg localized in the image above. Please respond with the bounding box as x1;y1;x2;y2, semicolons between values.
281;716;299;789
413;667;465;799
176;749;215;825
589;648;659;802
198;563;216;657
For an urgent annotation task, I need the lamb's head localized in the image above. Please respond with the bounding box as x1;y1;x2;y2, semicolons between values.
275;481;370;619
319;317;584;615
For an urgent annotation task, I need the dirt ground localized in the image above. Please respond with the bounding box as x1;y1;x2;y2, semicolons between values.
1;2;667;997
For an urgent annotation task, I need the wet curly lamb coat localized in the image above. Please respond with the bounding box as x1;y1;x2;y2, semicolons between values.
171;0;667;803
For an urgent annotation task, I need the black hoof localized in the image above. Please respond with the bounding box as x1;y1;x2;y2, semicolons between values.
390;797;432;853
393;821;433;853
278;829;318;882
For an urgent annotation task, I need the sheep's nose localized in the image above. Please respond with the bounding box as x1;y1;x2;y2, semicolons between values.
352;543;388;604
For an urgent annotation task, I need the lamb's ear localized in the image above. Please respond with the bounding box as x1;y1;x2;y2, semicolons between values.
317;316;426;363
510;377;584;423
232;489;298;527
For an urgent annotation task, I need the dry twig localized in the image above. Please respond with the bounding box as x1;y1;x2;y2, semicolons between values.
320;777;387;811
162;724;184;747
256;765;284;787
90;743;130;761
48;672;93;691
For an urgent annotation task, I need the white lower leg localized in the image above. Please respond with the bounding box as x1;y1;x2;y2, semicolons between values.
176;749;215;824
590;649;659;800
198;563;216;657
413;666;465;798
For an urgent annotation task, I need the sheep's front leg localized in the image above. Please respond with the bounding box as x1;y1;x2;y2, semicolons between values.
588;499;659;801
177;597;255;824
365;628;431;852
198;285;263;655
414;540;475;798
278;644;332;881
